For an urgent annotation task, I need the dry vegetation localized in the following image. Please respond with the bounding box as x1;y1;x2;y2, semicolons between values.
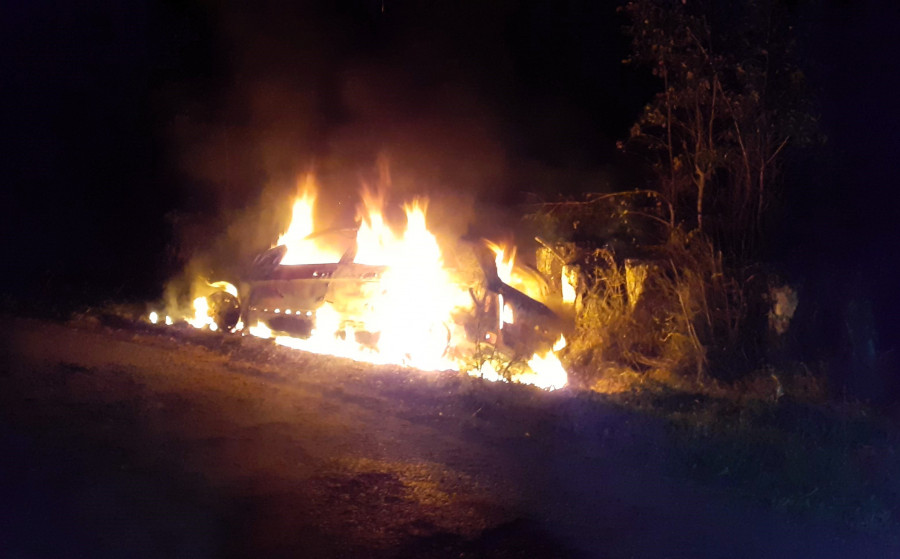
566;230;739;384
525;194;782;396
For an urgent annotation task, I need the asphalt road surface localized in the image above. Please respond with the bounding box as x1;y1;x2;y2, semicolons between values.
2;317;897;558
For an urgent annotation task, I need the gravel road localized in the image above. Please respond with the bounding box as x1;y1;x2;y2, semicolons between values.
1;317;896;558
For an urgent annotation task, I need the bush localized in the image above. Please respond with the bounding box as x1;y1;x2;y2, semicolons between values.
567;228;747;387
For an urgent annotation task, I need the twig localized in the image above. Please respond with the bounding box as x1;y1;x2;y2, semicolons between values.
524;190;675;228
765;136;790;166
622;210;673;230
534;237;569;265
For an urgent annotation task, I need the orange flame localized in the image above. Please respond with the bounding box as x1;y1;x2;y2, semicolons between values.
277;175;343;265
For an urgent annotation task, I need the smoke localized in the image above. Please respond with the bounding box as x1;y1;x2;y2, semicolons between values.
159;1;632;306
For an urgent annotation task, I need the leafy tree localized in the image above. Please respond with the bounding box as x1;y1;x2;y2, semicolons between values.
619;0;815;257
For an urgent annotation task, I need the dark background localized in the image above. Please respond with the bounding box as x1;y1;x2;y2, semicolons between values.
2;1;898;370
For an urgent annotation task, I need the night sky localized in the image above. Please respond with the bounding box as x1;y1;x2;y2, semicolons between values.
2;1;898;352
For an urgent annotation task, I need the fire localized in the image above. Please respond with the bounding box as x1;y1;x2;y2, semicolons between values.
354;196;471;369
364;211;466;368
519;335;568;390
209;281;238;298
485;241;546;305
258;191;471;371
187;296;212;329
487;241;516;285
499;298;515;327
180;280;240;331
525;350;568;390
472;335;568;390
152;178;570;390
248;320;273;339
277;175;343;265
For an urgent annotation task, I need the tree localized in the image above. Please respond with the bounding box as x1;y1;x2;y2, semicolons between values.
620;0;815;257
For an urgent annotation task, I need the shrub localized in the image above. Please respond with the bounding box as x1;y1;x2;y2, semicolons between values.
567;228;746;387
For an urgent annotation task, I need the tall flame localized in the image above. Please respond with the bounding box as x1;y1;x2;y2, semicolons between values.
277;175;343;265
486;241;516;284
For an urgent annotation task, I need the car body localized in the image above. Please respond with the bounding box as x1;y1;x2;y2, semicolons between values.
205;234;565;360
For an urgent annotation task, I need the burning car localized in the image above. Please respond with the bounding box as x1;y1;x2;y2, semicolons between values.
159;181;570;389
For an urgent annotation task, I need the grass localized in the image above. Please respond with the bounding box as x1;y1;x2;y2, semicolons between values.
610;384;900;533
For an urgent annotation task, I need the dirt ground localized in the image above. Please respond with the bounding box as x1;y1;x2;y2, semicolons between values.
1;316;897;558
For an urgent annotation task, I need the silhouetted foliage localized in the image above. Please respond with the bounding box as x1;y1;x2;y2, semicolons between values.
619;0;817;258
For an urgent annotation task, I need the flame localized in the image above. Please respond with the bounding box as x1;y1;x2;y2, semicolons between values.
353;188;395;265
209;280;238;298
475;335;568;390
277;175;343;265
249;320;273;339
259;192;471;371
553;334;567;352
499;297;515;327
177;281;241;331
485;240;547;304
155;177;569;389
361;199;471;369
486;241;516;284
525;350;568;390
478;361;505;383
522;335;568;390
187;296;212;329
